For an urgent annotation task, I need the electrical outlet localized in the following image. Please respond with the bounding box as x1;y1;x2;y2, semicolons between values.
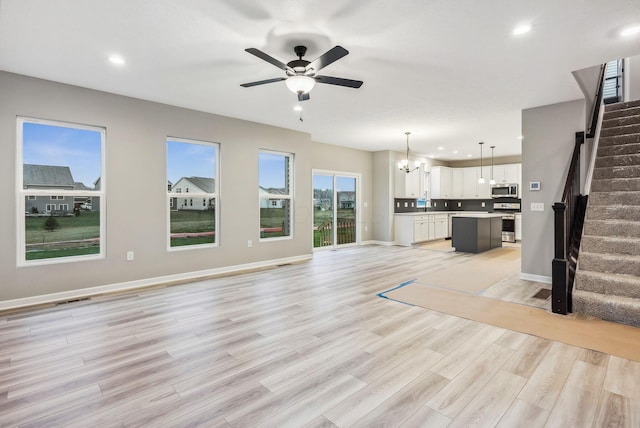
364;226;368;232
247;240;252;248
531;203;544;212
126;251;134;261
364;202;368;208
457;202;462;208
481;202;485;207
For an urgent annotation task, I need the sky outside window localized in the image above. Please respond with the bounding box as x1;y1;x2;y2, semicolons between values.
22;122;102;187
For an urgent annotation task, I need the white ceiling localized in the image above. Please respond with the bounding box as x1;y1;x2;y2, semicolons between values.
1;0;639;161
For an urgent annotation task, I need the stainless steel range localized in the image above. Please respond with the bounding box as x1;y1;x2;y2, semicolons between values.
493;202;521;243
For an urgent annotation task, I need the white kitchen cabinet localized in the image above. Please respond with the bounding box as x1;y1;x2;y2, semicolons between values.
452;168;463;198
462;167;479;198
430;166;453;199
504;164;521;186
414;216;430;242
433;214;448;239
492;164;521;186
395;213;450;245
477;166;492;199
395;168;422;198
515;213;522;241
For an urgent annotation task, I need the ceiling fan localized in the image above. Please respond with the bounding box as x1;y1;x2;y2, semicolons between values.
240;45;363;101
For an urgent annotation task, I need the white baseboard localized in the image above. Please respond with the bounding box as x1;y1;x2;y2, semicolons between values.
520;272;552;284
361;240;395;246
0;254;313;311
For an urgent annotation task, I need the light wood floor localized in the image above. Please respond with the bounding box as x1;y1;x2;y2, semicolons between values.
1;244;639;427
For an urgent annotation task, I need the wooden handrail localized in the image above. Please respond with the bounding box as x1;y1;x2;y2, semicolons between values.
586;63;606;138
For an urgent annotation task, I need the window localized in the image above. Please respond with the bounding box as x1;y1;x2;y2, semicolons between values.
259;150;293;239
167;137;219;248
18;118;104;264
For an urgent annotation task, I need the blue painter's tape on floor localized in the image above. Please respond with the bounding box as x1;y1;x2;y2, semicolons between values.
377;279;416;306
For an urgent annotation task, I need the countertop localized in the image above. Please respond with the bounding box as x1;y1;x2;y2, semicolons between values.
450;213;505;218
394;211;489;216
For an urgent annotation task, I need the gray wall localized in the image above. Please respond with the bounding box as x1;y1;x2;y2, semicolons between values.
627;55;640;101
521;99;585;280
372;151;394;243
0;71;368;303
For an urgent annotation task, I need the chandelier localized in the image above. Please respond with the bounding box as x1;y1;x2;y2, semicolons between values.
397;132;422;173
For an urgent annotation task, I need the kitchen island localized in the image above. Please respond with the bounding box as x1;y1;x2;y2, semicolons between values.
451;213;503;253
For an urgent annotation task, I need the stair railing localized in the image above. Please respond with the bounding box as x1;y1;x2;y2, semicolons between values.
551;63;607;315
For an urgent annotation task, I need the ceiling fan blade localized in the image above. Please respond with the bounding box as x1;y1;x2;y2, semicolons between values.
240;77;286;87
307;46;349;72
245;48;293;73
298;92;310;102
314;75;363;88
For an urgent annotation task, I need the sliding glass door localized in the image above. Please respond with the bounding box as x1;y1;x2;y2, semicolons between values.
313;172;358;248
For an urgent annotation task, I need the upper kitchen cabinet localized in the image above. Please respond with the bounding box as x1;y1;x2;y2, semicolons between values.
491;164;521;185
462;166;491;199
395;167;422;198
430;166;452;199
452;168;463;198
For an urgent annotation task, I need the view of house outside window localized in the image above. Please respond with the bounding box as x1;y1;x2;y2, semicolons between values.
259;150;293;239
167;137;219;248
18;118;104;264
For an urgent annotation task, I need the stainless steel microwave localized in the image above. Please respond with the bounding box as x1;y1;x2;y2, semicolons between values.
491;184;518;198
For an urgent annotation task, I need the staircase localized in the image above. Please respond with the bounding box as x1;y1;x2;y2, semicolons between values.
573;99;640;327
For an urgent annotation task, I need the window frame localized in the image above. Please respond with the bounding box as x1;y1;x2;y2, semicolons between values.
16;117;106;266
166;136;220;251
258;149;294;242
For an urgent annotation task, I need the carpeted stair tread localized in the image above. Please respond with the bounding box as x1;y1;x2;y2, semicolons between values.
602;114;640;129
574;270;640;299
583;218;640;238
604;106;640;119
586;205;640;221
591;177;640;192
598;133;640;147
582;235;640;256
589;191;640;206
595;154;640;168
573;289;640;328
600;123;640;138
593;165;640;179
597;142;640;157
579;252;640;276
605;99;640;112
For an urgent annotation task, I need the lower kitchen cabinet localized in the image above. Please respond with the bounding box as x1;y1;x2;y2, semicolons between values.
395;213;449;246
515;213;522;241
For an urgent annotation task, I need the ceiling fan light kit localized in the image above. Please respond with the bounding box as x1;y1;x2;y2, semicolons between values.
241;45;363;101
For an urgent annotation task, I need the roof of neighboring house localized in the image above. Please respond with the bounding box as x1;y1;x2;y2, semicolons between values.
23;164;74;188
259;186;286;196
74;182;91;190
174;176;215;193
338;191;356;201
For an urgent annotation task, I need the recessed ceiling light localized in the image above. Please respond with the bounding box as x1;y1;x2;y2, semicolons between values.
467;154;472;158
429;155;434;159
453;150;459;154
517;135;524;140
620;25;640;37
293;105;302;112
438;146;444;150
513;24;531;36
108;55;125;65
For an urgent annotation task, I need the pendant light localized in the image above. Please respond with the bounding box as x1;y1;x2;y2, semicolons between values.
489;145;496;185
397;132;422;173
477;142;485;184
